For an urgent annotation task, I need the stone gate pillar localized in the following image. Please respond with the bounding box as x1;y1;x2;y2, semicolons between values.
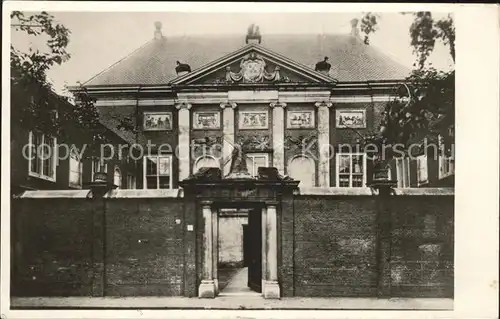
199;202;216;298
263;203;280;299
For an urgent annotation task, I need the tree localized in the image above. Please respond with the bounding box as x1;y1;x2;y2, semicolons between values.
359;12;455;171
10;11;111;160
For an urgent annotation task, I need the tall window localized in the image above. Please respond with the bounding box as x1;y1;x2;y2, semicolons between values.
288;155;316;187
69;148;83;188
193;156;219;174
91;159;108;181
395;157;411;188
416;154;428;185
245;153;269;177
28;131;57;181
127;174;136;189
336;153;366;187
113;166;122;189
144;154;172;189
438;134;455;179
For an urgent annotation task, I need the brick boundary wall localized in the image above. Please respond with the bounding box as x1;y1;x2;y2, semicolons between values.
11;187;453;298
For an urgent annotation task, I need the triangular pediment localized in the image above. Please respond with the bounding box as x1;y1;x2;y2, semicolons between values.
171;44;336;86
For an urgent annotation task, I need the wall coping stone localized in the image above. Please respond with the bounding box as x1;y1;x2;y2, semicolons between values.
17;187;454;199
393;188;454;196
296;187;454;196
19;190;91;198
103;189;182;198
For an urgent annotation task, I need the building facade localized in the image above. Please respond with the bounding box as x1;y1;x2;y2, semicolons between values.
10;89;138;195
74;21;453;191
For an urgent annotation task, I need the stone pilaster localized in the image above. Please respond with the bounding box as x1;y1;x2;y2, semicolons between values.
263;203;280;299
220;102;237;176
199;203;216;298
270;102;286;175
175;102;192;182
212;208;219;295
315;101;332;187
261;206;268;291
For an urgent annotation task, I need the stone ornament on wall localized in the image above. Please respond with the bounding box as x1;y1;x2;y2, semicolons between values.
191;136;223;158
287;110;315;129
225;52;289;83
143;112;173;131
236;134;270;151
193;111;220;129
238;110;269;130
285;131;318;152
336;109;367;128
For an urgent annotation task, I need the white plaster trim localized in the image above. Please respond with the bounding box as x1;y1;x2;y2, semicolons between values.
296;187;454;196
329;95;393;103
177;92;228;104
278;91;330;103
103;189;182;198
138;99;175;106
19;190;91;198
297;187;374;196
228;90;278;103
95;99;176;107
393;188;454;196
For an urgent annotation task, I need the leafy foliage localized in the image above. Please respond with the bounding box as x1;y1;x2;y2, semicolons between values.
11;11;113;159
360;12;455;163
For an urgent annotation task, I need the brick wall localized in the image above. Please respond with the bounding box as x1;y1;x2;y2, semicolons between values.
11;188;453;298
11;194;188;297
11;198;94;296
388;195;454;297
291;196;378;297
286;191;454;298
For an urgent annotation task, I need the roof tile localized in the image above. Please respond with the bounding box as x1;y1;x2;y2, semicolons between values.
84;34;410;86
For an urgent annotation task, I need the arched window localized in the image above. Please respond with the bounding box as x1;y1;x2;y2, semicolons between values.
193;156;219;173
113;166;122;189
288;155;316;187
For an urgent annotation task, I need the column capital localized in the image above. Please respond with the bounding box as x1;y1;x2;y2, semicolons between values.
270;102;287;108
175;102;192;110
314;101;332;108
220;101;237;109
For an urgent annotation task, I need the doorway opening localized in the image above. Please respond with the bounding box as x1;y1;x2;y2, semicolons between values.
217;207;262;297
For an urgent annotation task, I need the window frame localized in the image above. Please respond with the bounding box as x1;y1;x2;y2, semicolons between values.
245;153;269;177
143;154;173;189
127;174;136;189
68;147;83;189
91;159;108;182
113;165;122;189
335;152;367;188
395;156;411;188
28;131;57;182
416;154;429;186
438;134;455;179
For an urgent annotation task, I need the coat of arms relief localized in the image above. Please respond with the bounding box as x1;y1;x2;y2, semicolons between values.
223;52;290;83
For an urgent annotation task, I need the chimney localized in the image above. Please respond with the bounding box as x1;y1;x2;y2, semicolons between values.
154;21;163;39
350;18;359;37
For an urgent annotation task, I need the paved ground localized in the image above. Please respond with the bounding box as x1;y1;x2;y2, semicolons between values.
219;267;261;297
10;296;453;310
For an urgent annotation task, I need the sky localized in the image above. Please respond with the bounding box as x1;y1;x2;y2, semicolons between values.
11;11;455;95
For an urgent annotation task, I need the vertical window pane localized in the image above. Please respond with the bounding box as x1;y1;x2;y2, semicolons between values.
337;154;365;188
158;157;170;175
146;176;157;189
30;133;41;174
339;155;350;173
146;157;158;175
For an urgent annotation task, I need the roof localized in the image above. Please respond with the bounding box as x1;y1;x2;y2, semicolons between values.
84;34;411;86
